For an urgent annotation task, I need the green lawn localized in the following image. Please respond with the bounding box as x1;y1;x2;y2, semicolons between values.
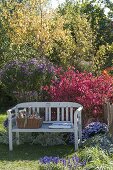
0;144;75;170
0;114;7;131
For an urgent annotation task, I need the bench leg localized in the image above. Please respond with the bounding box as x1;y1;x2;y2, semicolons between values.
74;129;78;151
74;112;78;151
78;112;82;144
78;128;82;144
9;130;13;151
8;112;13;151
16;132;20;145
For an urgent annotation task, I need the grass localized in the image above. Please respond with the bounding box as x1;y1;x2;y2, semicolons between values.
0;114;113;170
0;144;76;170
0;114;7;131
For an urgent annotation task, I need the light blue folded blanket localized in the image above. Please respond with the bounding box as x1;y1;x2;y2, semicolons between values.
49;122;73;129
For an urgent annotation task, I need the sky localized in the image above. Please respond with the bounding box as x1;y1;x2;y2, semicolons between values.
51;0;65;9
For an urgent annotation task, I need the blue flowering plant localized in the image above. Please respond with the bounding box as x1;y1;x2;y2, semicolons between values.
82;122;108;140
39;155;86;170
0;58;55;102
68;122;108;144
3;114;16;129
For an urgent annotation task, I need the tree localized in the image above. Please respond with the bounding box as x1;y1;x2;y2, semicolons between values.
0;2;11;67
93;44;113;74
57;1;95;68
0;0;76;67
0;0;53;63
57;0;113;73
79;0;113;48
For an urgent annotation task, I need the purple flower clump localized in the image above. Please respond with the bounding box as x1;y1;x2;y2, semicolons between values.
82;122;108;140
0;58;55;79
0;58;56;102
3;114;15;128
39;155;86;168
68;122;108;144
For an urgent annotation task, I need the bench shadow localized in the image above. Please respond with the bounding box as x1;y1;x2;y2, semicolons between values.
0;144;75;161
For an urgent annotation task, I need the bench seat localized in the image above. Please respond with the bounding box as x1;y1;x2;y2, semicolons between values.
12;122;74;133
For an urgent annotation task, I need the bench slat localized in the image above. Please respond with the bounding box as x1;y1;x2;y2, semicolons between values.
57;108;60;121
45;107;48;121
49;107;51;121
16;102;82;108
61;108;64;121
66;107;68;121
70;107;73;122
36;107;39;116
29;107;31;115
32;107;35;113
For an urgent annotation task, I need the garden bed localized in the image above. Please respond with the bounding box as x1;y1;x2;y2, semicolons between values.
1;114;113;169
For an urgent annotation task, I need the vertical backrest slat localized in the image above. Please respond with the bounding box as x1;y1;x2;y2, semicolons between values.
37;107;39;113
70;107;73;122
49;107;51;121
29;107;32;115
32;107;35;113
15;107;18;127
66;107;68;121
45;107;48;121
36;107;39;116
57;107;60;121
61;107;64;121
15;107;18;117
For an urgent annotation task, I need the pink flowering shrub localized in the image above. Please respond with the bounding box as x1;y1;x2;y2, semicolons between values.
43;68;113;121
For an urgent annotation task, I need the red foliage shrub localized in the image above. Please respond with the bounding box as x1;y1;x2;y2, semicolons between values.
43;68;113;121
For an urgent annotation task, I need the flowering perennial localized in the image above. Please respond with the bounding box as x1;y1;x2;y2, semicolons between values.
3;114;15;128
0;58;55;102
68;122;108;144
39;155;86;169
82;122;108;139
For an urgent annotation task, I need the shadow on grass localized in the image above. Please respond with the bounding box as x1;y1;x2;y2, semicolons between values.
0;144;75;161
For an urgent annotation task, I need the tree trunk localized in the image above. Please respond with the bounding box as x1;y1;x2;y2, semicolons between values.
104;102;113;140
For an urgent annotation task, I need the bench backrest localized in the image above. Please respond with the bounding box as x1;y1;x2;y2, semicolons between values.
12;102;83;123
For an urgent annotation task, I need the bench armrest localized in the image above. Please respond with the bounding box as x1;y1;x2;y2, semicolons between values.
73;106;83;126
7;107;17;129
73;106;83;119
73;106;83;141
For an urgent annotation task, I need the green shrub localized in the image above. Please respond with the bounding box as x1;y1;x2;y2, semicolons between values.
79;147;113;169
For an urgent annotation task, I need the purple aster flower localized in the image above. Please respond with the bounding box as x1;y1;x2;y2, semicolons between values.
68;122;108;143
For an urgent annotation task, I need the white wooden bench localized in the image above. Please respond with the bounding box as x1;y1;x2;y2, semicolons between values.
8;102;83;151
